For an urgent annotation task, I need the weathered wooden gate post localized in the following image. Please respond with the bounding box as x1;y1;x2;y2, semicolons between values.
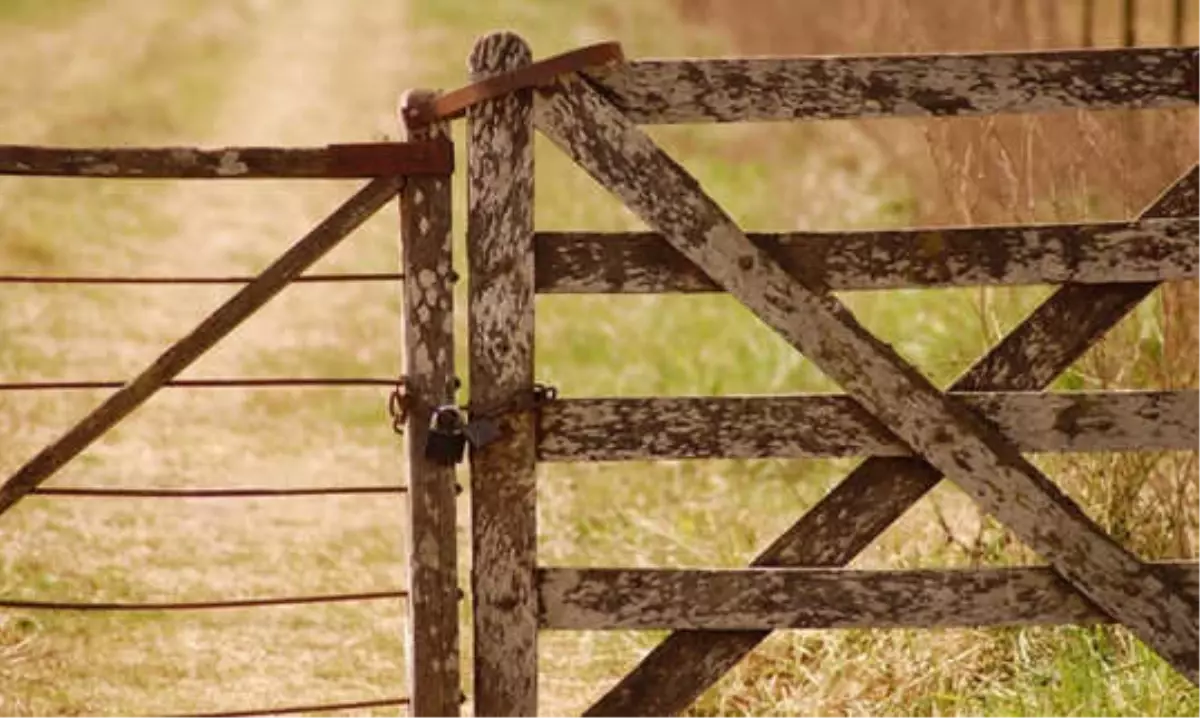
400;89;461;717
466;31;539;717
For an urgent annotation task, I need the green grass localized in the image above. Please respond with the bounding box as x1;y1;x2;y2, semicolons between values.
0;0;89;25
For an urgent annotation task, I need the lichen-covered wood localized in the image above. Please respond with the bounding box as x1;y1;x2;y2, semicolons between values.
584;47;1198;124
584;166;1200;717
539;391;1197;461
535;76;1198;691
0;142;453;178
466;31;538;718
535;218;1198;293
399;90;460;718
539;563;1199;630
0;177;401;518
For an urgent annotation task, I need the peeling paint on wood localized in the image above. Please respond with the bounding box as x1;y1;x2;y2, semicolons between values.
535;218;1198;294
539;391;1197;461
584;47;1198;124
0;142;454;178
400;90;460;718
583;165;1200;717
539;563;1199;631
535;77;1199;698
467;31;539;718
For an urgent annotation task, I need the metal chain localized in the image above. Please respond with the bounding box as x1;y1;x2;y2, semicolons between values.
387;376;409;435
464;382;558;420
388;375;557;437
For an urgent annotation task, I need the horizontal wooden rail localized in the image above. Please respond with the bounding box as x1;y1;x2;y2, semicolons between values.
538;390;1197;461
535;218;1198;293
538;562;1199;630
0;141;453;178
584;46;1198;124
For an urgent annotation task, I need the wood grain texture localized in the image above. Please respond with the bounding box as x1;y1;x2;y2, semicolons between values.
535;218;1198;293
534;77;1198;692
540;563;1199;630
584;166;1200;716
466;31;538;718
0;142;453;178
399;91;460;718
539;391;1198;461
0;177;401;518
584;47;1198;124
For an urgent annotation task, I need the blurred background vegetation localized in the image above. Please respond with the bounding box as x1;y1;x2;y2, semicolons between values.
0;0;1195;715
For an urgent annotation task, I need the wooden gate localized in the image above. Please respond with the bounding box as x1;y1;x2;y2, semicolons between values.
0;126;461;716
464;32;1199;716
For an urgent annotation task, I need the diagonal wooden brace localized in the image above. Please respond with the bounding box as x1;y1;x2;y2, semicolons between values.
534;74;1199;690
583;165;1199;715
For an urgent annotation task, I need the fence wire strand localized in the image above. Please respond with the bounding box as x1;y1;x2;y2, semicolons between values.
0;272;404;285
0;377;398;392
173;696;411;717
0;590;407;612
32;486;406;498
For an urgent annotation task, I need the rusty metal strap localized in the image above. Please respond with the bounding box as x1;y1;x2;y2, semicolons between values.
403;41;625;126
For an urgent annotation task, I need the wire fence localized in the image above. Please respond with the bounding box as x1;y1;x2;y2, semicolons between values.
0;590;408;612
0;272;404;285
1;377;398;391
30;486;406;498
2;261;421;714
179;696;413;717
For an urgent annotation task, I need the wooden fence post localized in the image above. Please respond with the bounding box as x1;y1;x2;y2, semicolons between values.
466;31;538;717
400;89;461;718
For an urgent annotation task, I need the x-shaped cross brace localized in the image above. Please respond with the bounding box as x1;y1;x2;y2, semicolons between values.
533;74;1200;715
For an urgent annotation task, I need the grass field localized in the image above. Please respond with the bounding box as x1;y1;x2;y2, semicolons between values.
1;0;1197;715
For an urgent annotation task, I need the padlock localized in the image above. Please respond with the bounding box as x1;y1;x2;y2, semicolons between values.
463;416;501;450
424;405;467;466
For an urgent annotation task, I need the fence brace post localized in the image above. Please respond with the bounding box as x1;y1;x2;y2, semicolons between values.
399;88;461;718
